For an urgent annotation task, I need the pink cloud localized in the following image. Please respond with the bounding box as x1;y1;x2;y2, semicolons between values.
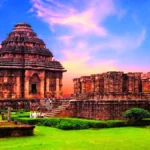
62;56;117;94
29;0;147;94
56;35;74;46
30;0;123;36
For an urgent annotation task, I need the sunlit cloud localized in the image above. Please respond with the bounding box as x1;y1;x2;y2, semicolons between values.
30;0;123;36
62;50;117;94
30;0;147;94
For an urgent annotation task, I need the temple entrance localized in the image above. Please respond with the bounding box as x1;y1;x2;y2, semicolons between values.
29;73;40;95
31;84;37;94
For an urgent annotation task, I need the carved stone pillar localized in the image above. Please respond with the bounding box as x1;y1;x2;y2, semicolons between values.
40;72;45;98
91;79;95;93
128;77;132;92
59;77;63;98
46;77;50;94
16;76;21;98
24;76;29;98
56;78;60;98
81;80;85;94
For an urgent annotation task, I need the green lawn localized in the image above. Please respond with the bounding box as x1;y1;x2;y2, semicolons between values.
0;126;150;150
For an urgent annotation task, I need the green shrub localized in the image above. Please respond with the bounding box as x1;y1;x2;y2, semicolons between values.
105;120;126;127
17;109;25;114
16;118;43;125
85;120;107;128
56;121;73;130
8;111;30;121
123;108;150;122
56;120;89;130
15;118;61;126
79;120;125;128
43;118;61;127
13;117;127;130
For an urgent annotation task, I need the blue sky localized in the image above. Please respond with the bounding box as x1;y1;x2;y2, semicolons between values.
0;0;150;94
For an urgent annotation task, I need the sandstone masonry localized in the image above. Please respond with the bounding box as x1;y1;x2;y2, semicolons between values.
73;71;150;100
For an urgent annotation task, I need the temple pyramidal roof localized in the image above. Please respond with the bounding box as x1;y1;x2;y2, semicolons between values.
0;22;66;71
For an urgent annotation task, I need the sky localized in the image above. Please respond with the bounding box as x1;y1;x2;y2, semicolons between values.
0;0;150;95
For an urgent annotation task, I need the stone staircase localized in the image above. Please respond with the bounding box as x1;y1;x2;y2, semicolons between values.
44;102;70;118
40;100;52;110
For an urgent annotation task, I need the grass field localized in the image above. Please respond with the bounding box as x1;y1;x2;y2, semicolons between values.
0;126;150;150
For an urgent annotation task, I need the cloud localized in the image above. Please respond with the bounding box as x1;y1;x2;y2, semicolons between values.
60;39;118;94
30;0;125;36
91;28;146;53
62;50;117;94
30;0;147;94
30;0;146;51
136;28;146;47
55;35;74;46
58;27;146;94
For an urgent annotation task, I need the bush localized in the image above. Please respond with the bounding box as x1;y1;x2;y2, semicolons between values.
16;118;43;125
123;108;150;122
84;120;107;128
15;117;61;126
82;120;125;128
14;117;128;130
17;109;25;114
43;118;61;127
9;111;30;121
105;120;126;127
15;117;126;129
56;120;89;130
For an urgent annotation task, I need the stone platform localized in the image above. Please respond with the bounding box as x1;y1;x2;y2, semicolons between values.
53;100;150;120
0;121;35;137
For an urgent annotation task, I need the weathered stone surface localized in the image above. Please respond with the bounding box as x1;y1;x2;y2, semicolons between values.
0;121;35;137
58;100;150;120
73;71;150;100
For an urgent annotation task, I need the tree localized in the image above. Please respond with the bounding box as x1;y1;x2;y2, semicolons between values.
123;108;150;122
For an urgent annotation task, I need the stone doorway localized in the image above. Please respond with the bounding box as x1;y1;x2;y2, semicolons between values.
29;73;40;95
31;84;37;94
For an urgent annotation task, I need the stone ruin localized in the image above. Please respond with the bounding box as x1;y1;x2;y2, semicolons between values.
73;71;150;100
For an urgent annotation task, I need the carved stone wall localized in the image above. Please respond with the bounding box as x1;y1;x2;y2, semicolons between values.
0;69;23;99
142;72;150;93
73;71;149;100
59;100;150;120
0;99;39;110
45;72;63;98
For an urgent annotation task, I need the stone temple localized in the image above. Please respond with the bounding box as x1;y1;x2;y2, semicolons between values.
0;22;66;100
73;71;150;100
0;22;150;121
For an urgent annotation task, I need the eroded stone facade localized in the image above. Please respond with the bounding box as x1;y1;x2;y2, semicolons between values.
0;22;66;100
73;71;150;100
66;100;150;120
